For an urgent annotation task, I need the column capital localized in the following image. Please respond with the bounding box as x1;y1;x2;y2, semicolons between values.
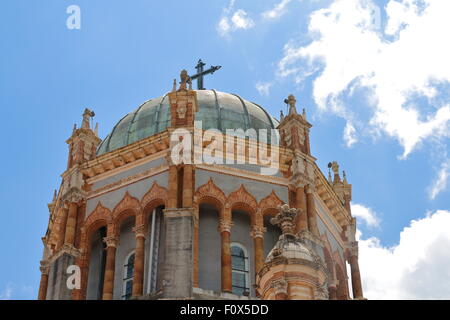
133;224;147;239
305;184;315;194
250;225;266;239
103;236;118;248
328;279;339;289
218;219;233;233
39;261;50;275
348;241;359;258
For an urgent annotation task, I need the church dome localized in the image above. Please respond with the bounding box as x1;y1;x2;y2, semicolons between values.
97;90;279;155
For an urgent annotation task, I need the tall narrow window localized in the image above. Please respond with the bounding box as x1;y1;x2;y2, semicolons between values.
231;243;250;296
122;251;135;300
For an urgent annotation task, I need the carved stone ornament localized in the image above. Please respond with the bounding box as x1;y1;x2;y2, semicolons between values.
270;204;297;235
250;225;266;239
297;127;305;144
284;128;292;147
133;224;146;239
177;100;187;119
218;219;233;233
103;236;118;248
272;278;288;295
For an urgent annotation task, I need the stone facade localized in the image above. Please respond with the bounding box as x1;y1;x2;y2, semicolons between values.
38;71;364;300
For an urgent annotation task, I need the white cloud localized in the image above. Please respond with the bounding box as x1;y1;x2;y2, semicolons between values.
0;284;12;300
351;203;380;227
277;0;450;158
358;210;450;299
217;1;254;37
343;121;358;147
217;17;231;37
231;9;254;30
429;159;450;200
262;0;293;20
256;81;273;96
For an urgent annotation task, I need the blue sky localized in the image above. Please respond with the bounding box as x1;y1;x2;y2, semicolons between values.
0;0;449;299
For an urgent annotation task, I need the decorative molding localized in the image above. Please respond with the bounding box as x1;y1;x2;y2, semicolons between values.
87;165;168;199
196;164;288;187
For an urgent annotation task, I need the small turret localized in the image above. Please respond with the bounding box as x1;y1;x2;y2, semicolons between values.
328;161;352;212
66;108;102;169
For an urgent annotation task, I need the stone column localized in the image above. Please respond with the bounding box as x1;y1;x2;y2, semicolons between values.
161;208;194;298
295;186;308;233
64;201;79;246
219;218;232;293
72;255;88;300
57;206;69;249
273;278;288;300
102;236;117;300
328;280;338;300
132;224;146;298
305;185;319;236
193;207;199;288
251;225;265;274
167;166;178;208
38;264;49;300
349;245;363;299
182;165;193;208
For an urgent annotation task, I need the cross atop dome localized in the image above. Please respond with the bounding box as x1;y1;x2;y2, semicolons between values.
189;59;222;90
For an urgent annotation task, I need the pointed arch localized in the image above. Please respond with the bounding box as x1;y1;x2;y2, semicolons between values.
195;178;227;211
141;181;168;209
320;234;336;281
82;202;111;242
333;251;349;300
227;184;258;224
140;182;168;226
112;192;141;234
257;190;285;228
259;190;284;214
227;184;258;210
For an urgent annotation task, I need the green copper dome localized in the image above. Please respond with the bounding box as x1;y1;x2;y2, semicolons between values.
97;90;279;155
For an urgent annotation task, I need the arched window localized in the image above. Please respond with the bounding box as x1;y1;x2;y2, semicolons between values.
122;251;135;300
231;243;250;296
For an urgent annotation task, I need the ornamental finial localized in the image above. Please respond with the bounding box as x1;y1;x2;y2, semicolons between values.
284;94;297;116
179;69;188;90
331;161;341;183
82;108;95;130
270;204;298;236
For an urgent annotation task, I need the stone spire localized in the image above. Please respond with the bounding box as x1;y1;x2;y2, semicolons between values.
66;108;101;169
278;94;312;156
81;108;95;130
331;161;341;184
286;94;297;116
